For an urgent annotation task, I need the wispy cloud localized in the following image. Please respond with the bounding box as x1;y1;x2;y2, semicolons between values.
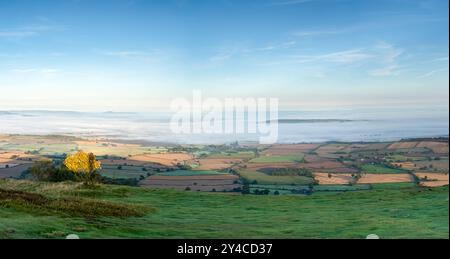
209;41;297;63
97;50;162;62
292;29;347;37
0;24;65;39
0;31;38;38
418;67;449;78
319;49;373;63
269;0;314;6
369;42;403;77
11;68;61;77
430;57;449;62
286;49;374;64
102;51;150;58
369;65;399;77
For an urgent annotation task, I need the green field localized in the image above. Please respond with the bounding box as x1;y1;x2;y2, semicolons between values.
239;170;315;185
313;184;372;192
361;164;407;174
250;184;310;195
100;165;149;179
386;155;424;162
370;182;418;190
0;179;447;239
249;154;305;163
207;151;256;159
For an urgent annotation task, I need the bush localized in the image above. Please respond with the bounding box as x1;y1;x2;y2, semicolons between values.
30;160;75;182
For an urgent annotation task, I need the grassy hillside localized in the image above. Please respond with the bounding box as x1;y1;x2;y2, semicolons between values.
0;179;448;239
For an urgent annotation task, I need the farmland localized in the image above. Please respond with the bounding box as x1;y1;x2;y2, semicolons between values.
0;134;448;238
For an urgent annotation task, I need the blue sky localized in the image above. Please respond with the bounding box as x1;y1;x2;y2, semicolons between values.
0;0;448;111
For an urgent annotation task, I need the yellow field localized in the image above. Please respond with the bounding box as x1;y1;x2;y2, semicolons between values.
357;173;413;184
415;172;449;187
314;173;353;185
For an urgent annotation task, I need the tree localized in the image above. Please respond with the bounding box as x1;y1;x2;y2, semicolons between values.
242;182;250;194
64;151;102;185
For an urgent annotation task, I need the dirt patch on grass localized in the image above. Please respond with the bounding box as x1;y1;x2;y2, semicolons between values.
0;188;149;217
357;174;413;184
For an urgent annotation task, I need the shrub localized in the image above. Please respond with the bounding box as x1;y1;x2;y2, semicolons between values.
30;159;75;182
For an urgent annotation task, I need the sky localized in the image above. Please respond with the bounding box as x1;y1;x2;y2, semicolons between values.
0;0;448;111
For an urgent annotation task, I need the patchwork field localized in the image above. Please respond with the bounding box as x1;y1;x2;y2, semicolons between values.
0;134;448;192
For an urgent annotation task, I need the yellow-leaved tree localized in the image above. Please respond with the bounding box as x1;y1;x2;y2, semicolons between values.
64;151;102;185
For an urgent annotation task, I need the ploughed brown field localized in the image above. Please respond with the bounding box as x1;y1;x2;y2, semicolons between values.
0;164;33;179
140;174;241;192
0;152;36;179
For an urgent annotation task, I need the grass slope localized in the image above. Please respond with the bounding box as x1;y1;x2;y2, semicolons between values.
0;179;448;239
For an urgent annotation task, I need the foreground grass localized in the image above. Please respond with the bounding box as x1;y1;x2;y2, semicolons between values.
0;179;448;239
